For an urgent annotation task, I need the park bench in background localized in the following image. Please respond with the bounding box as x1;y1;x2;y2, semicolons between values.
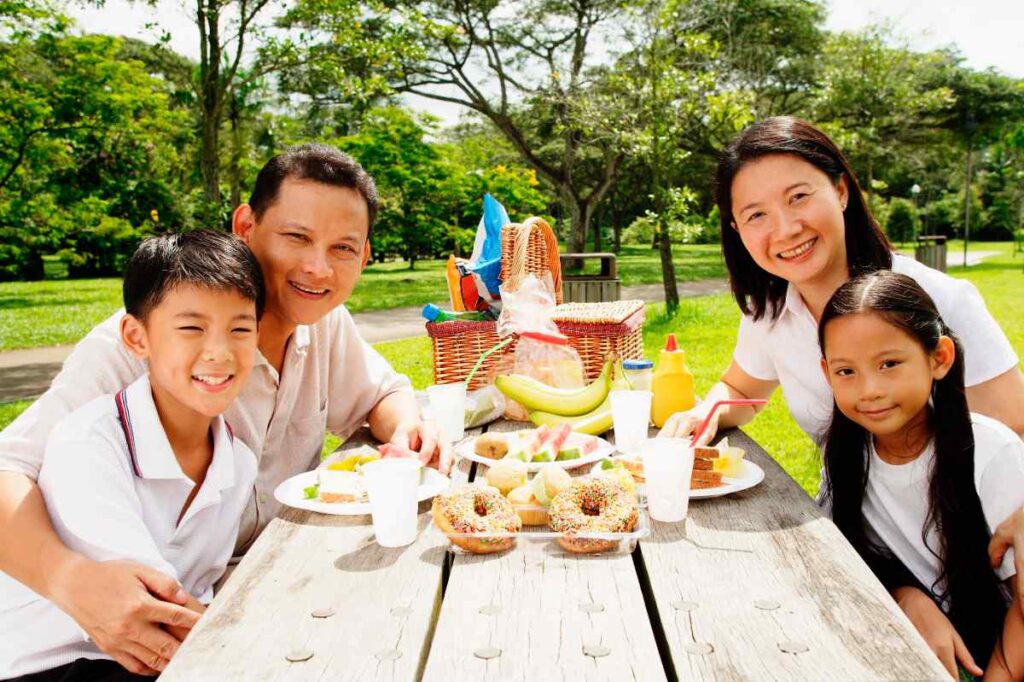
560;252;621;302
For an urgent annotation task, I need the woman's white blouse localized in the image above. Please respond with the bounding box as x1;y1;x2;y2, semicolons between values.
733;255;1019;444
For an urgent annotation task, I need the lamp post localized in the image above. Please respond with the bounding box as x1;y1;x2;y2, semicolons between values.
911;183;922;235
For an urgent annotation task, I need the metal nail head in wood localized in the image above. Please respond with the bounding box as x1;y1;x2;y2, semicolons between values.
310;607;335;619
579;602;605;613
684;642;714;655
583;645;611;658
671;600;699;612
285;649;314;663
474;647;502;660
478;605;502;615
778;641;809;654
754;600;780;611
375;649;403;661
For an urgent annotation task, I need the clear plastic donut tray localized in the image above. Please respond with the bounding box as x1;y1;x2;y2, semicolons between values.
432;504;651;556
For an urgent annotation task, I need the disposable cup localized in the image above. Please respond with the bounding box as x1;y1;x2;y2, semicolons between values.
640;437;694;523
611;390;653;455
361;458;422;547
427;383;467;442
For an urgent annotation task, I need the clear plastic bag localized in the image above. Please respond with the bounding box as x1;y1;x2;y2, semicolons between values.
498;275;585;421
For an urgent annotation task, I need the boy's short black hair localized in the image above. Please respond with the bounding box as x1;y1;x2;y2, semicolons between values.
123;229;265;321
248;143;379;235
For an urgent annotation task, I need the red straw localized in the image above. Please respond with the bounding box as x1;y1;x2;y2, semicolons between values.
690;399;768;445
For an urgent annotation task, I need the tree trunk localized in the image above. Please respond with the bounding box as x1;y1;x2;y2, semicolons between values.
199;0;223;208
658;222;679;313
228;97;243;211
592;203;602;252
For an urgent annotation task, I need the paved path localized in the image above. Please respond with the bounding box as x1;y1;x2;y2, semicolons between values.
0;249;996;403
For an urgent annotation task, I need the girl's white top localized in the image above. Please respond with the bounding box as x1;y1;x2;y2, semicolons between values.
860;413;1024;607
733;255;1018;445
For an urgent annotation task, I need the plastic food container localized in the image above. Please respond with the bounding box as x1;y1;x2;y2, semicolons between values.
433;504;651;556
622;359;654;392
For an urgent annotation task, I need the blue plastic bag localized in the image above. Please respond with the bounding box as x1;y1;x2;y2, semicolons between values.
469;193;509;297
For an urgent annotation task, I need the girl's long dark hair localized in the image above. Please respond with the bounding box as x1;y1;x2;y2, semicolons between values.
716;117;892;321
819;271;1007;666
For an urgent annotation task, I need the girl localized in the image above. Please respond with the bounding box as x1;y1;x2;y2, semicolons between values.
819;270;1024;681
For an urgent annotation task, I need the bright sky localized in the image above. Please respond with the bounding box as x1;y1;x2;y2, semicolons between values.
70;0;1024;127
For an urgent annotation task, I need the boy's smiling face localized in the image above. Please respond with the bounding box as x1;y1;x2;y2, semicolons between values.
121;284;259;420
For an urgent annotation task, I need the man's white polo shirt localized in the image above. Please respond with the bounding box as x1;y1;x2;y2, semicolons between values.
0;374;257;679
733;254;1020;445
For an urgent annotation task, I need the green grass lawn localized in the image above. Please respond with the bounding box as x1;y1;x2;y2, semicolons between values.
0;244;723;351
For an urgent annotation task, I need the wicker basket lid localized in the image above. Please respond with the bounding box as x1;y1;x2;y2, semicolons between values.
551;300;644;325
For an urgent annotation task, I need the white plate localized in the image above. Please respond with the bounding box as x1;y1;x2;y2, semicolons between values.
456;432;614;472
274;467;451;516
590;457;765;499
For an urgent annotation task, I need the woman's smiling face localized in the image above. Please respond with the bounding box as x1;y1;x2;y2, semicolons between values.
730;153;850;289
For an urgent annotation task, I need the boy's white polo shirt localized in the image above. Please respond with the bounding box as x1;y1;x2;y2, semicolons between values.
0;374;257;679
733;255;1020;444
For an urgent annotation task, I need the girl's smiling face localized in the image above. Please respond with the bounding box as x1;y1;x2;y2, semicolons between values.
821;312;955;457
730;154;850;290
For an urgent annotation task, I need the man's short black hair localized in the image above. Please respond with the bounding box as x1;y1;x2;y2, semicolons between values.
123;229;265;321
248;143;379;235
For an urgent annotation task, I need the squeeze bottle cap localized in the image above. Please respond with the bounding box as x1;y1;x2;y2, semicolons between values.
665;334;678;352
422;303;442;321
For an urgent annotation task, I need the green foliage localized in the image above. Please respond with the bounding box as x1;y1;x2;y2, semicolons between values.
885;198;920;246
0;22;194;279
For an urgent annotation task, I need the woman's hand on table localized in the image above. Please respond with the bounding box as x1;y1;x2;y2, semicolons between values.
989;505;1024;617
388;419;454;475
892;585;983;679
51;557;199;675
658;407;719;446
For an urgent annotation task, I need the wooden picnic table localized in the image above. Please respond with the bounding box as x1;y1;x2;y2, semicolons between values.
162;420;949;681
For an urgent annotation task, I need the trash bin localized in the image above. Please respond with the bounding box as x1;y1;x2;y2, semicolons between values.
915;235;947;273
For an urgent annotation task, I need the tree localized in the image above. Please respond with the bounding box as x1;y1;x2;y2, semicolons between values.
281;0;632;255
885;198;918;247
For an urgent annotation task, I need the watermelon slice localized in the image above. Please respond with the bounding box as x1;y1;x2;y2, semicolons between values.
577;435;599;455
543;423;572;452
523;425;551;457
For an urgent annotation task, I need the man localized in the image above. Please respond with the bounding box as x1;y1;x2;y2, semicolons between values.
0;144;450;675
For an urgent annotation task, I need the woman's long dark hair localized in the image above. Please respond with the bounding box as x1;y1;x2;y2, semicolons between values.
716;117;892;321
819;271;1007;666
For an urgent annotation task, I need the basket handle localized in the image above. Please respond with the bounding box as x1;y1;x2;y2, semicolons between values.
508;217;563;304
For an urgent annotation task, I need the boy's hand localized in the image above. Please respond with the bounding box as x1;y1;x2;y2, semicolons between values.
893;586;983;679
51;557;199;675
989;506;1024;615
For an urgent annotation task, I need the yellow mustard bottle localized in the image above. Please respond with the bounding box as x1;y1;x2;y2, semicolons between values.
651;333;696;428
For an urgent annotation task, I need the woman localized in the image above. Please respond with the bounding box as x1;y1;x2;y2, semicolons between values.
657;118;1024;656
660;116;1023;446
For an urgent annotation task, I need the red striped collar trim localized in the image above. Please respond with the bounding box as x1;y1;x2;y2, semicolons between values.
114;389;143;477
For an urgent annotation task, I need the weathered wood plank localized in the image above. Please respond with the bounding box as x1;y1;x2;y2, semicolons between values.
162;430;454;681
423;419;667;681
636;429;948;681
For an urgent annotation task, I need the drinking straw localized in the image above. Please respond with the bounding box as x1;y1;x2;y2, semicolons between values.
691;399;768;445
464;336;516;388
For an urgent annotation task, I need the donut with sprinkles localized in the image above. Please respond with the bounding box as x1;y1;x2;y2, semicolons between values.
548;477;638;553
432;484;521;554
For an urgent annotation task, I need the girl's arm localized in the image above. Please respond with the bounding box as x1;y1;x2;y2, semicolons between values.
658;361;777;444
984;577;1024;682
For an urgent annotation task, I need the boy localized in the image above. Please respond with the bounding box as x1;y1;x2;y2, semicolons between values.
0;230;263;681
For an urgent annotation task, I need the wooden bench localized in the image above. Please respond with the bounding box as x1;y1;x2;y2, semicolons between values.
560;252;620;302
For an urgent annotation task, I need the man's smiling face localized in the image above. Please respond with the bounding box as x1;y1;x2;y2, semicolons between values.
236;177;370;328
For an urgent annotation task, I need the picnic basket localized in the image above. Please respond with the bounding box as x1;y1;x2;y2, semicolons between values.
427;299;646;389
500;217;563;305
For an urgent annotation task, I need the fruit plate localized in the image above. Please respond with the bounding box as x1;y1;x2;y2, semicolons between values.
456;432;614;472
590;457;765;499
274;468;451;516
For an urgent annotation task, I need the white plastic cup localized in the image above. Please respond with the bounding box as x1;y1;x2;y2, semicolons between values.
641;437;695;523
611;390;653;455
427;382;467;442
361;458;422;547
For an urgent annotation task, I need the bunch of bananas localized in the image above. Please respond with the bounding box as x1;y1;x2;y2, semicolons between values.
494;360;631;435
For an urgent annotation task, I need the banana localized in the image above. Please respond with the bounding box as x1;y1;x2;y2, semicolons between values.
527;358;634;434
496;361;611;416
528;405;613;435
